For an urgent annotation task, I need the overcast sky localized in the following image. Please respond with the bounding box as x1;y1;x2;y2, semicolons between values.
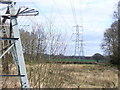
17;0;119;56
1;0;119;56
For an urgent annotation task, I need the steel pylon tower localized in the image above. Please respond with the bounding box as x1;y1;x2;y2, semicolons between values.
73;24;84;58
0;0;39;88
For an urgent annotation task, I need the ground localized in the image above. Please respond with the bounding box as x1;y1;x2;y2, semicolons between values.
0;63;119;88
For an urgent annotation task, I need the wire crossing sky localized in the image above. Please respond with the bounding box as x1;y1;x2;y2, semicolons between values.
11;0;119;56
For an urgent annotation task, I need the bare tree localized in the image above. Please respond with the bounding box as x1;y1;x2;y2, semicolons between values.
29;27;37;60
36;25;47;62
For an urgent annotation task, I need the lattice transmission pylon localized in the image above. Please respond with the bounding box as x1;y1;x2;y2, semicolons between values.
73;25;84;59
0;0;39;88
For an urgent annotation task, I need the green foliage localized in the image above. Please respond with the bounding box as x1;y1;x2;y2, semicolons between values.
49;58;97;63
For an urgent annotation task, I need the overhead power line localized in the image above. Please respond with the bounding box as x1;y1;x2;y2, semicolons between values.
70;0;77;25
52;0;71;27
29;0;50;23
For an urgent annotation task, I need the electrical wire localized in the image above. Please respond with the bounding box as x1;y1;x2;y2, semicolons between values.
51;0;76;56
29;0;56;33
17;15;35;33
17;0;73;56
30;0;50;23
52;0;71;27
78;0;84;56
70;0;77;25
78;0;84;27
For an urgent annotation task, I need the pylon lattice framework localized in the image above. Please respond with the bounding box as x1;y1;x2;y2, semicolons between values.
73;25;84;58
0;0;39;88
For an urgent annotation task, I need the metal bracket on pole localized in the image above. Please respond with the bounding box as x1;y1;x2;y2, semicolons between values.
17;7;39;16
0;43;14;59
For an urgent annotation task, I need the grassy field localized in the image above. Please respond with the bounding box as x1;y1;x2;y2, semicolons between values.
49;58;97;63
1;63;119;88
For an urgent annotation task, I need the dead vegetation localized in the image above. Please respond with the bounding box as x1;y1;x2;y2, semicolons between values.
1;63;119;88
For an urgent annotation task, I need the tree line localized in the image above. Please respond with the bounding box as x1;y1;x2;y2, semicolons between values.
101;4;120;65
20;24;67;62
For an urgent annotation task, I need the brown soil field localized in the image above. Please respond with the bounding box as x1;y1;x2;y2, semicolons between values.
0;63;119;88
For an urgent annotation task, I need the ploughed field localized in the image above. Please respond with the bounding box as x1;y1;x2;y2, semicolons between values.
1;63;119;88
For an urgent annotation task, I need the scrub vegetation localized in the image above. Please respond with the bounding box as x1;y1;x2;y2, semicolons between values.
1;63;118;88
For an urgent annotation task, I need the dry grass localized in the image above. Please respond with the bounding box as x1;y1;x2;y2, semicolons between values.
27;63;118;88
1;63;119;88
